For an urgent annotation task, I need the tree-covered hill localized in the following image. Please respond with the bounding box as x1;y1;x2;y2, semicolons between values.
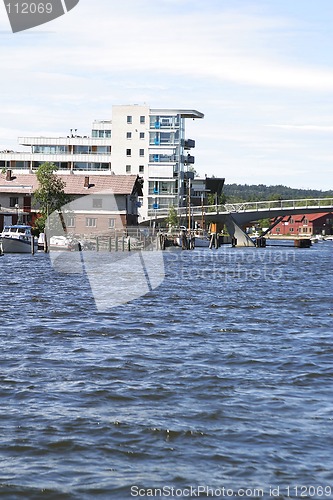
223;184;333;203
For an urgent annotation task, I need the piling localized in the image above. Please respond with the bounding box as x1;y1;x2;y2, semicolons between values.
31;236;35;255
255;237;266;248
294;238;311;248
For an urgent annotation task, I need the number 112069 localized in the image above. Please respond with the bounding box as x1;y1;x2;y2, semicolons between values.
6;3;53;14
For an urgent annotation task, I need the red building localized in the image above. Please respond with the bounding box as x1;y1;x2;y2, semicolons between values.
270;212;333;237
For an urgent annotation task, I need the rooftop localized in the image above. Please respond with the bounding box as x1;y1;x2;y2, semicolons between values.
0;173;142;196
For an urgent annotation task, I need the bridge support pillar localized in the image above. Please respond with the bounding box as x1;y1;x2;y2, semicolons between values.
225;214;255;247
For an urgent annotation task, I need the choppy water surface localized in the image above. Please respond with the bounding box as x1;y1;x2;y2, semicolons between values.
0;242;332;499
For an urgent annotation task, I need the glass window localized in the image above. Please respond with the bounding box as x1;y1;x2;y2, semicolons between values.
139;165;144;173
109;218;115;228
126;149;131;156
86;218;97;227
140;116;145;124
66;216;75;227
126;165;131;173
74;146;89;154
127;116;132;124
139;149;144;157
127;132;132;139
10;197;19;207
140;132;145;139
92;198;103;208
96;146;111;154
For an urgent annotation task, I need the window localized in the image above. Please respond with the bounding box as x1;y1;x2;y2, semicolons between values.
126;132;132;139
86;218;97;227
109;218;115;229
66;216;75;228
126;165;131;173
92;129;111;138
127;116;132;124
92;198;103;208
139;165;144;173
139;149;144;157
140;116;145;124
140;132;145;139
126;149;131;156
10;197;19;208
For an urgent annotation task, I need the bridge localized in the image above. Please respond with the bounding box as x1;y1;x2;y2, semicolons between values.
142;197;333;246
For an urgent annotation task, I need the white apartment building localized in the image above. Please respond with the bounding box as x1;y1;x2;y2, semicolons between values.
0;104;204;221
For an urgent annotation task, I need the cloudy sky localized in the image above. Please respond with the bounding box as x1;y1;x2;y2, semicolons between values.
0;0;332;189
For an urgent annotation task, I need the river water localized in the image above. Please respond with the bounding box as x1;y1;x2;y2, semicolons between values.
0;242;332;499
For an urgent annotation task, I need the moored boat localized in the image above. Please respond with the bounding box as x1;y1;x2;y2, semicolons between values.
194;234;210;247
0;224;36;253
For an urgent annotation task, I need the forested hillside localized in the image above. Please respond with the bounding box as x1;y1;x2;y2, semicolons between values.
223;184;333;202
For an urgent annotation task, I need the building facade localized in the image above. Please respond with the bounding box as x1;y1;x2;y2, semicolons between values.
0;104;204;221
270;212;333;237
0;170;142;233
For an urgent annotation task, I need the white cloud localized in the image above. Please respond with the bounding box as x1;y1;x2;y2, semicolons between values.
0;0;332;189
268;124;333;133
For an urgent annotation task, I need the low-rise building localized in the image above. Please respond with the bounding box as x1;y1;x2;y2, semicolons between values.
270;212;333;236
0;104;204;221
0;170;143;234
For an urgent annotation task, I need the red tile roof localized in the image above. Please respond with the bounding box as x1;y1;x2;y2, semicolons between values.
278;212;333;223
0;173;140;195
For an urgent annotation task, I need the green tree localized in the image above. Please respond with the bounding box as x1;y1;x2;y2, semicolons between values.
33;162;69;233
165;204;179;228
187;166;198;177
207;192;226;211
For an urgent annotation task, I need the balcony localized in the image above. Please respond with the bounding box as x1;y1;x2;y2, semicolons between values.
184;139;195;150
182;154;195;165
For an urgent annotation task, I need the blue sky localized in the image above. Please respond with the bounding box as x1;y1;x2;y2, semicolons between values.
0;0;332;189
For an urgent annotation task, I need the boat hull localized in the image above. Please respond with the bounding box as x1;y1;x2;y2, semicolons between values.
194;236;210;248
1;237;36;253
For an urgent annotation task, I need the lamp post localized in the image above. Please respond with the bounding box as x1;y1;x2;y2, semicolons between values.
15;203;20;224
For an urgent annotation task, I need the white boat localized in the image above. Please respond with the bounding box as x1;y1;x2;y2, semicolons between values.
0;224;36;253
49;235;75;251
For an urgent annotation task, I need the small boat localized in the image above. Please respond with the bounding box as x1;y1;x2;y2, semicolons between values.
49;235;75;251
194;230;211;248
0;224;36;253
194;234;211;247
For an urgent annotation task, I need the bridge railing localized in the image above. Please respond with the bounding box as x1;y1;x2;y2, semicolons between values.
147;204;228;218
146;198;333;219
224;198;333;213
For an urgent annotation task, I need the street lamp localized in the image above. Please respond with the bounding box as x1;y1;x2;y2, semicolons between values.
15;203;20;224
